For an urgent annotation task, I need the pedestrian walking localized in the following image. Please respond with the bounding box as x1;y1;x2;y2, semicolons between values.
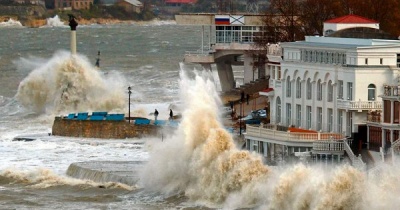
154;109;159;121
246;94;250;105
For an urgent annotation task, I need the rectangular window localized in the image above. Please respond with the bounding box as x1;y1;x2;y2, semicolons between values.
347;82;353;100
328;108;333;132
286;103;292;126
380;58;383;65
338;80;343;99
277;67;281;80
365;58;368;65
305;51;308;62
286;80;292;97
317;107;322;131
328;83;333;102
306;106;312;129
296;80;301;98
296;104;301;127
338;111;343;133
317;81;322;101
307;80;312;100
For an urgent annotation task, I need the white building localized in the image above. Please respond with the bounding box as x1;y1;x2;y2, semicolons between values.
245;15;400;166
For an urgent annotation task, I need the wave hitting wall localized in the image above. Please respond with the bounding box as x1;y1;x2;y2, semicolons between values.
140;67;400;210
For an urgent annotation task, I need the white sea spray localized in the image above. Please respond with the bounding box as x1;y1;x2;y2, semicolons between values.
16;51;126;115
139;66;400;209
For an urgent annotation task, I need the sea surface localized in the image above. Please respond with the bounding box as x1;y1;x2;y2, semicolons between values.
2;17;400;210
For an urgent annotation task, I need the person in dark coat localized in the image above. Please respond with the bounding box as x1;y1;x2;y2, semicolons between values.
169;109;173;120
154;109;159;121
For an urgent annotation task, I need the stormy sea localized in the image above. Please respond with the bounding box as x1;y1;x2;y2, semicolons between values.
1;16;400;210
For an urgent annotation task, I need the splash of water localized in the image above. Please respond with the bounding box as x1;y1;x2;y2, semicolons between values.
44;15;67;27
140;68;269;207
0;18;23;28
0;167;134;190
139;66;400;209
16;51;126;114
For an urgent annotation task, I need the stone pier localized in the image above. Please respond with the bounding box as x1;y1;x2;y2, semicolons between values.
66;161;145;186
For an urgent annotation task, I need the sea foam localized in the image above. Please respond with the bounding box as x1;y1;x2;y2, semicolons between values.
139;65;400;209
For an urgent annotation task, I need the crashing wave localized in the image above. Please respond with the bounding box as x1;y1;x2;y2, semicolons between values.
43;15;67;28
0;18;23;28
16;51;126;114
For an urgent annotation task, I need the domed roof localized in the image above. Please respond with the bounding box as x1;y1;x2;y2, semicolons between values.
327;27;398;40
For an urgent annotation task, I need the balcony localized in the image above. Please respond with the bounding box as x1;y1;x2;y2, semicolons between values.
337;100;382;111
383;85;400;97
245;124;345;143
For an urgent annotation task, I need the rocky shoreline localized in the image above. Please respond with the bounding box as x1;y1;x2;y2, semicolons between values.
1;16;175;28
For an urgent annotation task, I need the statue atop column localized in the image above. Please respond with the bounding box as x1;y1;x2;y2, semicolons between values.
68;14;78;31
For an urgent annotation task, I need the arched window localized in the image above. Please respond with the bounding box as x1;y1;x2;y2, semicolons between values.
368;84;376;101
286;76;291;97
296;77;302;98
328;80;333;102
325;29;334;36
317;79;322;101
307;78;312;100
276;97;281;123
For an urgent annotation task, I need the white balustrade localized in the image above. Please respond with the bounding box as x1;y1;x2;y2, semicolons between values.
246;124;345;142
337;100;382;110
343;140;366;172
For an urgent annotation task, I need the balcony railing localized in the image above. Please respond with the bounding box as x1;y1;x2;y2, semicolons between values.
246;124;345;142
343;140;366;172
383;85;400;97
337;100;382;110
313;140;344;151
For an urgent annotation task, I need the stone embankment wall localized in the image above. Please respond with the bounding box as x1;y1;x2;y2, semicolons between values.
52;117;159;139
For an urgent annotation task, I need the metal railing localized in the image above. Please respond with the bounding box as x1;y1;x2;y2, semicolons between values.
246;124;345;142
391;138;400;148
343;140;366;172
337;100;382;110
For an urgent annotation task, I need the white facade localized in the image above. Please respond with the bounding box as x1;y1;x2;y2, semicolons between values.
268;36;400;137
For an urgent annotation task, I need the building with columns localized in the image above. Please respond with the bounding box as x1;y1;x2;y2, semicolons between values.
245;15;400;167
367;83;400;162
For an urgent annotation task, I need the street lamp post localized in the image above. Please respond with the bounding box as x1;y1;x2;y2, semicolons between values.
239;101;242;135
128;86;132;123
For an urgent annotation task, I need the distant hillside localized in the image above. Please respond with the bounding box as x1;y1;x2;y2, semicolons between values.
0;3;157;27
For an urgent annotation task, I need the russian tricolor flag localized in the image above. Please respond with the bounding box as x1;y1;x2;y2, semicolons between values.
215;15;230;25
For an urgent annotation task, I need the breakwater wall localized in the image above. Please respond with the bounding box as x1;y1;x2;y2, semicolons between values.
66;161;144;186
52;117;159;139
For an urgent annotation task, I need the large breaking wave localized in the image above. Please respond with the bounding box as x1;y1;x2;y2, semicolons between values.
140;67;400;209
16;51;126;114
